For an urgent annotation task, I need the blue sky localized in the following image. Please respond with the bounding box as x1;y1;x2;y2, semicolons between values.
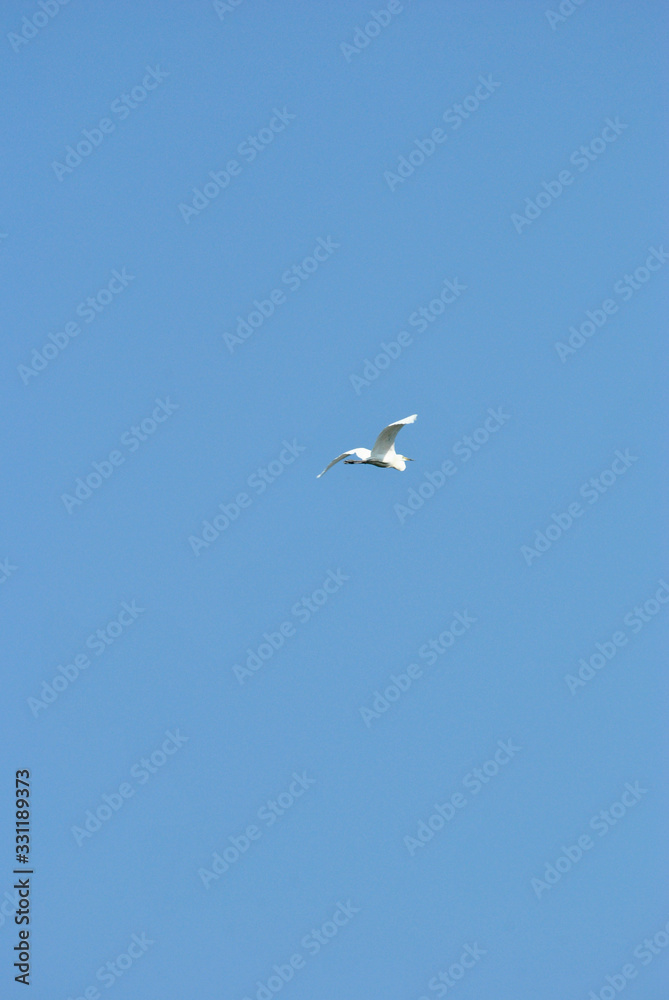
1;2;667;998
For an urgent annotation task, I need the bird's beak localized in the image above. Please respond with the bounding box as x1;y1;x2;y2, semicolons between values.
405;457;414;461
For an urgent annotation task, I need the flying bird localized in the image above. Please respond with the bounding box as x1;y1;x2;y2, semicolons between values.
317;414;417;478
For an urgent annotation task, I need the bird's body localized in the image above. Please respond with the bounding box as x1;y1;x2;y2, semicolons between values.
316;414;417;478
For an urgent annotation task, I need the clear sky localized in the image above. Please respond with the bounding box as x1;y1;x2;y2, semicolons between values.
1;2;667;998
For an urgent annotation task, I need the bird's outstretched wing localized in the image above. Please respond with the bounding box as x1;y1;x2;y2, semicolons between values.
316;448;371;478
370;414;417;461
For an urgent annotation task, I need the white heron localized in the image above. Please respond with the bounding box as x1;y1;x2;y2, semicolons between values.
316;414;417;478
